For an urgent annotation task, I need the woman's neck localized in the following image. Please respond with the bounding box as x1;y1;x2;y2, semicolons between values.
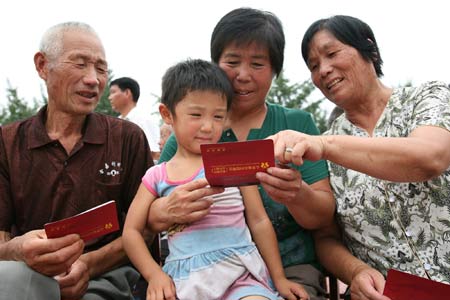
344;82;392;136
226;103;267;141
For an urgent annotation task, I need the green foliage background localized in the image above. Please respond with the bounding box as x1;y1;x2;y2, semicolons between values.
266;72;327;133
0;73;118;125
1;72;330;133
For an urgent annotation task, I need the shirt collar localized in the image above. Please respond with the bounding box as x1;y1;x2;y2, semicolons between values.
28;106;106;149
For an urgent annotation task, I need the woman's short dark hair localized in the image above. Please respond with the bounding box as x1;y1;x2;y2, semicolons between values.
301;15;384;77
210;7;285;77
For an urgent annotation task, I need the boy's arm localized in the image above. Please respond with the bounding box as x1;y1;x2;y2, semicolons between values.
240;186;309;299
240;185;285;280
122;184;165;282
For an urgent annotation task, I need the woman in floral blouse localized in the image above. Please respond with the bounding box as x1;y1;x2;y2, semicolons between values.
258;15;450;300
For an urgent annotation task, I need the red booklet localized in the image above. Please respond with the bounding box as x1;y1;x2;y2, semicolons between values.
44;200;119;242
383;269;450;299
201;139;275;187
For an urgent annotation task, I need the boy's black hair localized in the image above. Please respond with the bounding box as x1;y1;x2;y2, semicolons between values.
161;59;233;114
301;15;383;77
210;7;285;77
110;77;140;102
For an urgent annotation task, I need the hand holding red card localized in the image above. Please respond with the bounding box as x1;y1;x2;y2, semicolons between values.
383;269;450;299
44;200;119;242
201;139;275;187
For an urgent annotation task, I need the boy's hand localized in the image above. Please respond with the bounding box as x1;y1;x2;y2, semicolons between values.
147;270;176;300
275;277;310;300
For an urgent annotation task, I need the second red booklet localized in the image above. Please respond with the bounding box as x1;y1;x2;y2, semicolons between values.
44;200;120;242
201;139;275;187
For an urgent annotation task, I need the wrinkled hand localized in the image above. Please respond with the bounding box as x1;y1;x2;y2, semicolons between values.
15;230;84;276
275;277;310;300
153;178;223;226
146;270;177;300
256;165;302;204
350;267;391;300
55;259;89;300
267;130;325;166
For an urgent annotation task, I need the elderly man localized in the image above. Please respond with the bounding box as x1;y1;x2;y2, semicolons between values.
0;22;153;300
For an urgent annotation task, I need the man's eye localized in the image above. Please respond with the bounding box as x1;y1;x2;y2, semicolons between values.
96;67;107;74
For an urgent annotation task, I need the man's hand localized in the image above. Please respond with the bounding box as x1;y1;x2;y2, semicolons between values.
55;259;89;300
350;267;391;300
13;230;84;276
148;178;223;231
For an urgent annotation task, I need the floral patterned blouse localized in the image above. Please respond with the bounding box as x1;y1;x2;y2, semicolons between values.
327;81;450;283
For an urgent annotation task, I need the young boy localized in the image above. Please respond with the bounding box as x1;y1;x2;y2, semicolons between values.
122;59;308;300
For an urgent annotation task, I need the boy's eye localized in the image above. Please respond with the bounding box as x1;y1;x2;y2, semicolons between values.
214;115;225;120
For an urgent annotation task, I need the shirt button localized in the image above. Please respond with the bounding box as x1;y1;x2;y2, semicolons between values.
63;161;68;167
424;263;432;270
405;230;412;237
389;196;396;203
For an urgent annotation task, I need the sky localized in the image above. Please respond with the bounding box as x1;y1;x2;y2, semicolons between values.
1;0;449;120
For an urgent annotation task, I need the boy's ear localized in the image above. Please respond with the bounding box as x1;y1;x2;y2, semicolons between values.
159;104;173;124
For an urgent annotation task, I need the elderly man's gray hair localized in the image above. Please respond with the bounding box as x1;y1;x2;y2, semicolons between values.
39;22;100;61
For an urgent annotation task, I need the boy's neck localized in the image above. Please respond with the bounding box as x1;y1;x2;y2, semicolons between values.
166;151;203;181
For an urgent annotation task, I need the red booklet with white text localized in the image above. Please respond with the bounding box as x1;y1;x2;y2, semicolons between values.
201;139;275;187
44;200;119;242
383;269;450;299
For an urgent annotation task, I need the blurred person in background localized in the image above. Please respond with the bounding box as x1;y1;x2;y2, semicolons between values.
109;77;160;160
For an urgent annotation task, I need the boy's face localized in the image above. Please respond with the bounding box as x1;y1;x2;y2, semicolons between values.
166;90;227;154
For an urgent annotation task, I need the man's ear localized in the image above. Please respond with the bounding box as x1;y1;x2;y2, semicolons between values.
367;38;379;62
34;52;48;80
159;104;173;125
125;88;133;101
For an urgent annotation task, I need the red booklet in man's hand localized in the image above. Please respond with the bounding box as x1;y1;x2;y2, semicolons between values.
201;139;275;187
44;200;119;242
383;269;450;299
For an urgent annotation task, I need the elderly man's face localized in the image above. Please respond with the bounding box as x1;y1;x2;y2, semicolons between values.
38;30;108;116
